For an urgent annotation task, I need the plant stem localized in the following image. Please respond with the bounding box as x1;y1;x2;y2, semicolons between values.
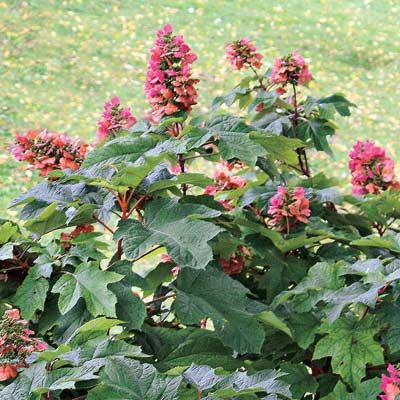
117;192;129;260
126;194;147;218
92;214;115;235
249;65;265;90
178;153;188;195
132;245;163;263
146;293;176;305
292;83;311;177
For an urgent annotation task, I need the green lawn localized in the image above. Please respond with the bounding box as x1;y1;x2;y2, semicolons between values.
1;0;399;216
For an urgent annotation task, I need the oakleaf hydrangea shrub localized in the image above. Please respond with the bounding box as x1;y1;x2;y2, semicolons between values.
1;24;400;399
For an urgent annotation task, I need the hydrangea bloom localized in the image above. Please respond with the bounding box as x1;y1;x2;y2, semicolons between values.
225;38;263;70
270;49;312;94
97;96;137;142
0;309;47;381
145;24;199;116
10;129;87;176
380;364;400;400
349;140;398;196
203;162;247;210
268;186;311;232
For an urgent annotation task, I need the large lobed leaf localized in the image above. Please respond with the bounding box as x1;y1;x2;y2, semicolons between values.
175;266;266;353
114;198;224;270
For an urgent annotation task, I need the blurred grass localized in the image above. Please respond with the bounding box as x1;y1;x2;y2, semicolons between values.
0;0;399;217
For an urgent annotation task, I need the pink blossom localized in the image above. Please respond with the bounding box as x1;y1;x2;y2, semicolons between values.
204;185;218;196
0;309;48;381
171;266;180;277
0;364;18;381
33;340;48;352
220;254;245;275
268;186;311;232
203;162;247;211
270;49;312;94
10;130;87;176
161;254;180;277
219;247;250;276
380;364;400;400
96;96;137;142
226;38;263;70
5;309;20;320
145;24;199;116
161;254;173;263
349;140;399;196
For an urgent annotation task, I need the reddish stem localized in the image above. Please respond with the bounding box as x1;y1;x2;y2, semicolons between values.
126;194;147;218
117;193;129;260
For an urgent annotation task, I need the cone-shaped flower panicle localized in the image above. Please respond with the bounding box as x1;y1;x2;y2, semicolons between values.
380;364;400;400
268;186;311;232
270;49;312;93
97;96;137;142
0;309;48;381
145;24;199;116
10;129;87;176
349;140;398;196
225;38;263;70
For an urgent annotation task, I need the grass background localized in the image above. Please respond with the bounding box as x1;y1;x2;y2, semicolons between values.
0;0;399;217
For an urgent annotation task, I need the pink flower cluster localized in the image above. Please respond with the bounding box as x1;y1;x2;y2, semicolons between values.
225;38;263;70
349;140;399;196
145;24;199;116
380;364;400;400
270;49;312;94
0;309;47;381
268;186;311;232
10;129;87;176
204;162;247;211
97;96;137;142
220;247;250;275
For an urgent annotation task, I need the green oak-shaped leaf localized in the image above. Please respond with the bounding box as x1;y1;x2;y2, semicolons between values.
60;337;144;366
144;327;242;372
203;115;265;165
52;263;122;317
250;132;302;165
322;378;381;399
147;173;213;194
208;368;291;399
182;364;291;399
175;266;266;353
280;362;317;399
114;198;223;270
81;135;158;172
13;266;49;319
86;358;182;400
108;261;147;330
313;315;384;388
